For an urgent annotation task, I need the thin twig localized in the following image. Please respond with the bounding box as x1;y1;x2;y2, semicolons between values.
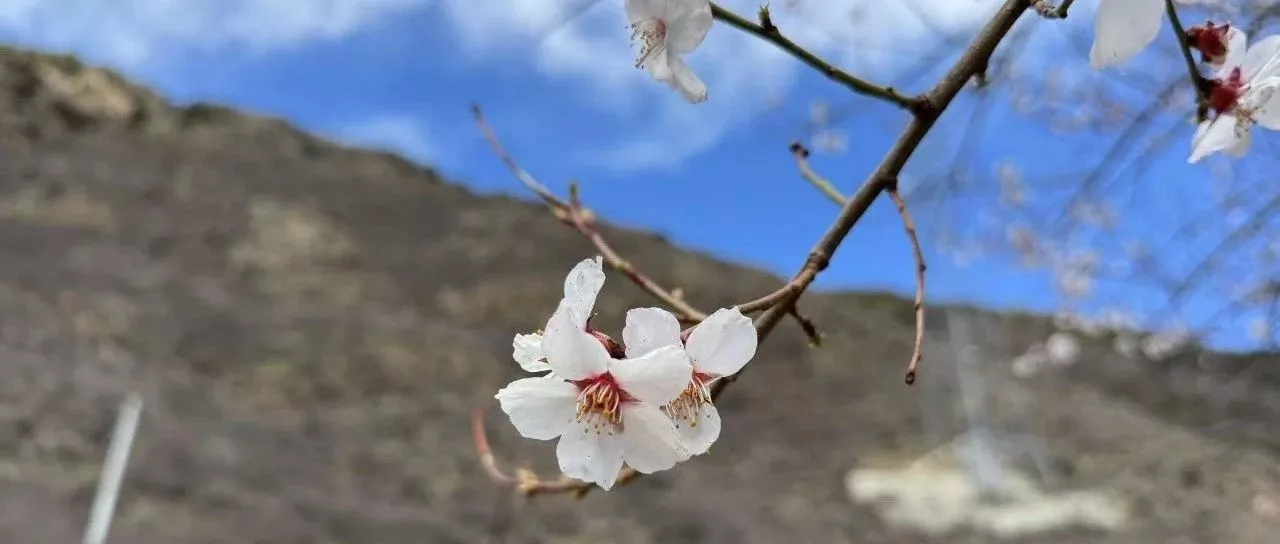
788;142;848;205
1030;0;1076;19
710;3;921;111
886;183;927;385
472;408;625;496
472;105;820;345
1165;0;1212;121
83;393;143;544
471;105;707;323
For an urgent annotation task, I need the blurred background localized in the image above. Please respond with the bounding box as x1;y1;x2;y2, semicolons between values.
0;0;1277;542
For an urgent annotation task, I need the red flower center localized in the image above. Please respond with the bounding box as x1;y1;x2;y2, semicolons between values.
572;373;635;432
1210;67;1246;115
1188;22;1230;64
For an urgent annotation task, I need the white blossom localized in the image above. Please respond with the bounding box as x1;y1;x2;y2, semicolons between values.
511;256;606;373
1189;35;1280;163
495;300;693;490
622;306;757;455
627;0;714;103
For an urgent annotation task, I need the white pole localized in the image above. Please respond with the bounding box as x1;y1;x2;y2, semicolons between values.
83;393;144;544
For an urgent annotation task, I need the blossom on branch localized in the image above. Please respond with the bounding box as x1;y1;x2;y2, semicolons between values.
1189;35;1280;163
1089;0;1199;69
622;306;758;454
627;0;714;103
495;298;693;490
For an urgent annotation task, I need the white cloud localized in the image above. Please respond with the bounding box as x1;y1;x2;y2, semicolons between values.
436;0;1004;172
332;114;439;164
0;0;427;67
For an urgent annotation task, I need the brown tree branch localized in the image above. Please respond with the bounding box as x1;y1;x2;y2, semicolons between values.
710;3;923;111
471;105;820;344
471;105;707;323
752;142;927;383
886;183;928;384
721;0;1030;395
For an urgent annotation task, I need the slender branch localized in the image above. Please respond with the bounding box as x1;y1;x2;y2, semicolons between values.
721;0;1030;396
886;183;927;385
788;142;848;205
710;3;921;111
1030;0;1076;19
472;105;820;346
472;105;707;323
1165;0;1212;121
472;409;614;496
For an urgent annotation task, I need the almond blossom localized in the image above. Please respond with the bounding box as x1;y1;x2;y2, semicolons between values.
495;299;693;490
1090;0;1199;69
1189;35;1280;163
511;256;607;373
621;306;758;454
627;0;713;103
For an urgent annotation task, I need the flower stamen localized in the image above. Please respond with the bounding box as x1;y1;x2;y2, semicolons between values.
629;18;667;70
573;374;631;434
666;372;714;428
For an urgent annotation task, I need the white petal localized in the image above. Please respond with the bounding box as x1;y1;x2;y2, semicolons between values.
622;307;682;358
1243;36;1280;82
1089;0;1164;69
543;300;611;380
494;377;578;440
1249;77;1280;129
1225;121;1253;157
644;49;673;81
665;55;708;103
556;426;624;490
685;307;758;377
664;0;714;54
618;403;690;472
1189;115;1241;163
1217;27;1249;74
562;256;605;326
625;0;672;23
674;402;721;455
609;345;692;405
512;333;551;373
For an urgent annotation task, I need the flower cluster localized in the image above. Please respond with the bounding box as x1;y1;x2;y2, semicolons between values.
495;257;758;490
1088;0;1280;162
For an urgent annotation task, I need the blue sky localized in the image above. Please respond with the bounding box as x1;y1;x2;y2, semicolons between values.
0;0;1271;350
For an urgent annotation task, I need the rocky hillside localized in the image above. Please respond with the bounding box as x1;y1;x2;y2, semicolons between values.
0;45;1277;543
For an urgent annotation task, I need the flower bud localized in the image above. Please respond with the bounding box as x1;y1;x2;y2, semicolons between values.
1186;22;1231;66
